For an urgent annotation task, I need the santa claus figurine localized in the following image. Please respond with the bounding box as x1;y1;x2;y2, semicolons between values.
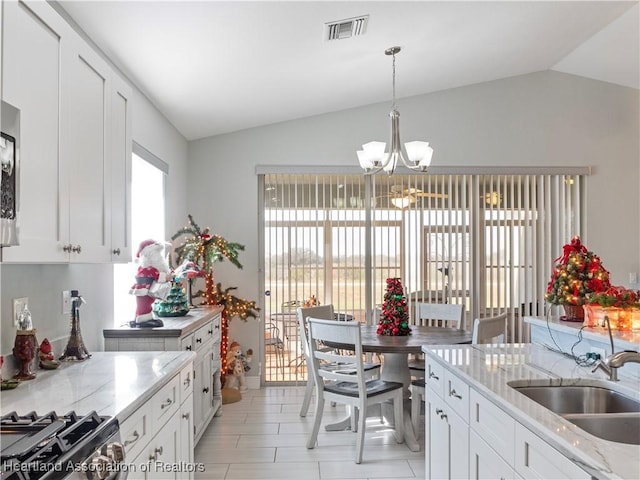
129;239;172;327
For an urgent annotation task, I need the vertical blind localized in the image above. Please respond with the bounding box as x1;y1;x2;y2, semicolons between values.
259;169;586;383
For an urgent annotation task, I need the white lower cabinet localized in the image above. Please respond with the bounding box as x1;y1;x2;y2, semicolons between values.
514;423;591;480
426;382;469;480
121;363;194;480
425;353;591;480
470;429;516;480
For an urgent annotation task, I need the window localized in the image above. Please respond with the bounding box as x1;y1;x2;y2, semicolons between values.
113;144;167;325
259;169;587;383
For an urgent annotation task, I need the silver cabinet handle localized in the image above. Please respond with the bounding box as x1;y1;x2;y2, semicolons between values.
124;430;139;447
63;244;73;252
182;412;190;420
429;370;439;380
149;446;163;461
183;376;191;387
112;248;121;255
71;244;82;253
160;398;172;409
440;413;448;420
449;388;462;399
435;408;443;415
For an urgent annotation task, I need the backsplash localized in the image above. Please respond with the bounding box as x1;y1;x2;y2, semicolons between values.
0;263;116;379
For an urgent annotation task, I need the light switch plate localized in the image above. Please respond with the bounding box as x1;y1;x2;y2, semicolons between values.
13;297;29;327
62;290;71;314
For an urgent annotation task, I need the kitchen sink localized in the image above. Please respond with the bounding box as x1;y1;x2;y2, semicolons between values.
563;414;640;445
508;379;640;444
511;384;640;414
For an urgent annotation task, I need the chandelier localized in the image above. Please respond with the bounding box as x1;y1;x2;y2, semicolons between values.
357;46;433;175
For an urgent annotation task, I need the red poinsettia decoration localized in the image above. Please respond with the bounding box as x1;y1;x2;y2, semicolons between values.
377;278;411;336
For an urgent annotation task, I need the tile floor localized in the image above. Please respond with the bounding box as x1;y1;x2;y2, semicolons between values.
194;386;425;479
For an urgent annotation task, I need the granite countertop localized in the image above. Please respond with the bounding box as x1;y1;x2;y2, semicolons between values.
103;305;223;338
422;343;640;480
0;351;195;422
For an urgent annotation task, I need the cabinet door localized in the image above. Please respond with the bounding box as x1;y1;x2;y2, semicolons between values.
62;32;112;262
428;392;469;480
110;73;132;262
514;423;591;480
136;412;181;480
470;429;515;480
193;347;213;440
1;0;70;262
180;394;195;479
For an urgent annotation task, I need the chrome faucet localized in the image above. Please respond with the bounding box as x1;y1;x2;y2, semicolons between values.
591;314;640;381
593;350;640;381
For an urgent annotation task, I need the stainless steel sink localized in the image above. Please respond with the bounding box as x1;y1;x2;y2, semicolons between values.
508;379;640;444
512;385;640;414
564;414;640;445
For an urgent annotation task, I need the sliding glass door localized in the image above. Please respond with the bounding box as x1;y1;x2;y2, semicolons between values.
259;170;586;383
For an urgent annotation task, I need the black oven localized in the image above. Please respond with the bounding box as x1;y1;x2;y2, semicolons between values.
0;411;126;480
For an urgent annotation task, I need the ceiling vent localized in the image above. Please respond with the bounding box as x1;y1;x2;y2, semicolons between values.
324;15;368;41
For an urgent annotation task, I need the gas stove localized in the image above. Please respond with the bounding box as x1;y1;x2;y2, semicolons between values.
0;411;125;480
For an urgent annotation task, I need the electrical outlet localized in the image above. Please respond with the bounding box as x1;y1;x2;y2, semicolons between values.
12;297;29;327
62;290;71;314
590;346;606;360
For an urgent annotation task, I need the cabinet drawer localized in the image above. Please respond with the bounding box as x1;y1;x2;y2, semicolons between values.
470;389;515;466
120;406;150;462
180;364;194;405
193;321;214;351
514;422;591;480
152;374;180;427
181;333;194;352
211;313;221;343
444;369;469;422
425;356;444;397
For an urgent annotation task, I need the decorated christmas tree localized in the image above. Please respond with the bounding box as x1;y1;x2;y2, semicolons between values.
545;236;610;311
153;280;189;317
377;277;411;336
172;215;259;381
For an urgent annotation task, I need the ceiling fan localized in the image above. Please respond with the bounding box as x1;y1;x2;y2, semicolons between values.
377;185;449;208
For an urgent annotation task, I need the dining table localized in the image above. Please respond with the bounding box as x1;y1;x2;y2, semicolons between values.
323;324;473;452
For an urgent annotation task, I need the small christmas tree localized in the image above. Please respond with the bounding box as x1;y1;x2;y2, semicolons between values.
377;277;411;336
545;236;610;307
153;280;190;317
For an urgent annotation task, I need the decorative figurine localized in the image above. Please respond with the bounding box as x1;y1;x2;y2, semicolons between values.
38;338;60;369
129;239;172;328
13;329;37;380
60;290;91;361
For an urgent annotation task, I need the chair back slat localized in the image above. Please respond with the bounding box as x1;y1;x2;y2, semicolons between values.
307;318;365;388
297;305;335;359
472;312;508;344
415;302;464;328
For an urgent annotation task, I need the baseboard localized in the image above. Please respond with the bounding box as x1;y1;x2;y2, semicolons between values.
246;376;260;389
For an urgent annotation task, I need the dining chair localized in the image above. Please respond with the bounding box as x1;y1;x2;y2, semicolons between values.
265;322;285;377
409;303;465;377
297;305;381;418
305;317;404;464
472;312;508;344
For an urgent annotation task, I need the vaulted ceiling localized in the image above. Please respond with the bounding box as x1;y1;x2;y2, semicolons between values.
57;1;639;141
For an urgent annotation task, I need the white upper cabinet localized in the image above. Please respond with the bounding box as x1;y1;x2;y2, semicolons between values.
1;0;132;263
110;73;133;263
2;0;71;262
62;32;112;263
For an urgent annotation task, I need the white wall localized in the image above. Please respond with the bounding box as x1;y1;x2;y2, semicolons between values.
188;70;639;368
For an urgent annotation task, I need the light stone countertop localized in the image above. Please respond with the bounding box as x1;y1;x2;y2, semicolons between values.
422;343;640;480
0;351;195;422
